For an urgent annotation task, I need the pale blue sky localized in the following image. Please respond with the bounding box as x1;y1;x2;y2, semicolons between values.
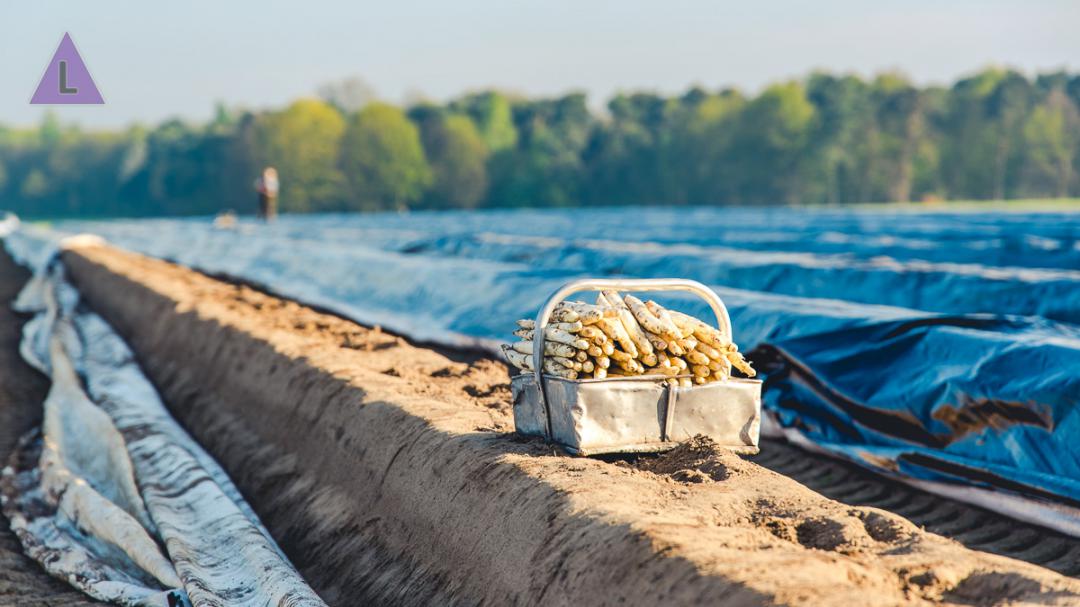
2;1;1079;128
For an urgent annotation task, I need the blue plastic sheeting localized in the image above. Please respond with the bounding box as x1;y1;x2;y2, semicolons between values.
63;208;1080;323
758;316;1080;517
26;206;1080;523
42;217;926;349
86;206;1080;268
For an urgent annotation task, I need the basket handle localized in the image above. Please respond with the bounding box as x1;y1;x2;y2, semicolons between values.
532;278;732;439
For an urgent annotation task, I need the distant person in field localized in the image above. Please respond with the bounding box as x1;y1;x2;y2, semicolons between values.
254;167;279;221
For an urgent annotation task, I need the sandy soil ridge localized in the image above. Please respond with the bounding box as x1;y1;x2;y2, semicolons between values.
61;242;1080;607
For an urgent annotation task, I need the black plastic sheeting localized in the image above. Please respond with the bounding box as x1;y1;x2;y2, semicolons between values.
25;206;1080;527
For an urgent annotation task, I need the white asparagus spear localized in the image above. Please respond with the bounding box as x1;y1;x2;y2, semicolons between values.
667;309;705;334
550;308;580;323
559;321;584;333
578;325;608;345
645;300;683;339
694;328;731;351
644;331;668;352
513;323;584;339
501;346;533;371
666;339;685;356
685;349;710;366
517;320;581;333
543;359;578;379
668;310;729;349
511;340;577;358
656;351;673;368
596;316;638;358
726;350;756;377
613;357;644;375
544;326;590;349
713;355;732;381
648;364;679;377
557;301;616;325
694;342;725;361
550;356;578;370
602;291;654;357
624;295;669;338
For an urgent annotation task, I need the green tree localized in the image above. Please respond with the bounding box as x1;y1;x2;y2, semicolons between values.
985;72;1034;199
672;88;747;204
940;69;1010;199
1022;88;1080;197
583;92;670;205
857;72;929;203
340;102;431;210
420;114;488;208
486;94;592;207
805;73;874;203
20;169;48;199
39;112;63;146
253;99;346;212
3;70;1080;219
726;82;815;204
453;92;518;152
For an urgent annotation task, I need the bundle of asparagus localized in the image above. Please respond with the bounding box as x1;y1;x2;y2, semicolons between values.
502;291;755;387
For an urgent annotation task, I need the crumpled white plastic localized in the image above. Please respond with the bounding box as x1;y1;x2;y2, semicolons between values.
1;225;326;606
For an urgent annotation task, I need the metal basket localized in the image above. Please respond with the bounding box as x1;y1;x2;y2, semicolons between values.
510;278;762;455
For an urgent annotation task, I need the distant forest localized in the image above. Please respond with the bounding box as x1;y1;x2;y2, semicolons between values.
2;68;1080;218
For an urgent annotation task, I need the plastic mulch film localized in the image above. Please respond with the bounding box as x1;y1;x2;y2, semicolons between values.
1;227;325;606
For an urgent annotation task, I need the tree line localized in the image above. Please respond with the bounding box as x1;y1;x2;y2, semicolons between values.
1;67;1079;218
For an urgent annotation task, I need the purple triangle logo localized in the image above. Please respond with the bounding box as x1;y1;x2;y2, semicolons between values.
31;33;104;105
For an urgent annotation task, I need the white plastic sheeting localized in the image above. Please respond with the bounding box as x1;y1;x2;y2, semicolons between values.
0;225;326;606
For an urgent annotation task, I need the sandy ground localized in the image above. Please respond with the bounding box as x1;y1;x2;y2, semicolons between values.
58;242;1080;607
0;250;105;606
754;440;1080;577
